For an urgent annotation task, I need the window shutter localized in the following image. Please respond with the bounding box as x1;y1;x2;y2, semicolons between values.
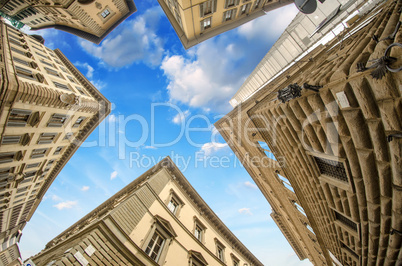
199;2;204;17
1;136;21;144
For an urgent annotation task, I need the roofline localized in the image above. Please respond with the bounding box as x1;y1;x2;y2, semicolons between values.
42;157;264;266
30;0;136;44
30;48;111;221
157;0;293;49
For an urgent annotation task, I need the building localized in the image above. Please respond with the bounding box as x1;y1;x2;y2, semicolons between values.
215;0;401;265
157;0;293;49
0;22;110;264
0;0;136;44
229;0;377;107
29;157;263;266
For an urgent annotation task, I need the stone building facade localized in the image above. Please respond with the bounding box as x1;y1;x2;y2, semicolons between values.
215;0;401;265
0;0;136;44
229;0;371;107
0;22;110;264
30;157;263;266
157;0;293;49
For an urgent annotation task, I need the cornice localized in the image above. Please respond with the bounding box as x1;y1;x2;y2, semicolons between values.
41;157;263;266
33;49;111;220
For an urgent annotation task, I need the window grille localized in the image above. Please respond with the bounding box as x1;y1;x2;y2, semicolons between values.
335;211;357;231
314;157;348;182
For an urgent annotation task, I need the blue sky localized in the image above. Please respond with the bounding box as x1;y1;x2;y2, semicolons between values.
18;2;312;265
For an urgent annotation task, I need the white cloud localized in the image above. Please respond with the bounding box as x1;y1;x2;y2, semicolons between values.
244;181;258;189
110;170;118;180
51;195;62;202
81;186;90;191
90;79;107;90
108;114;117;123
53;201;78;210
79;7;164;68
237;5;298;41
238;207;253;215
200;142;228;156
74;62;94;79
160;5;298;113
172;110;190;125
20;26;60;49
73;62;106;90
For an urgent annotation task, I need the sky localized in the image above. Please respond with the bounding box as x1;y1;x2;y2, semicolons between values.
18;2;313;265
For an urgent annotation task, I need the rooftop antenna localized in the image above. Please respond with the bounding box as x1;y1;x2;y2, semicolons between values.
294;0;317;14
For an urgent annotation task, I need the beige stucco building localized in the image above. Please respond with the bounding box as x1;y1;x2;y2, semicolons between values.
157;0;293;49
0;22;110;264
29;157;263;266
0;0;136;44
215;0;401;265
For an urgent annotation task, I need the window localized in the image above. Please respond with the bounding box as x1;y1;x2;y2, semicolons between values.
47;113;68;127
214;238;225;262
53;81;71;91
253;0;261;9
11;47;28;57
314;156;348;182
167;197;179;214
217;245;224;261
0;152;22;164
294;202;306;216
1;135;21;145
37;133;57;144
31;148;48;159
26;162;40;169
199;0;217;17
53;146;64;155
145;230;165;261
340;242;359;259
40;59;54;67
201;17;212;30
193;216;206;243
60;66;68;73
277;174;294;193
166;189;184;216
239;3;251;15
67;76;76;83
45;67;60;77
143;215;176;263
223;9;237;22
73;117;86;128
7;109;31;127
16;186;28;194
231;254;240;266
32;45;44;52
24;170;37;178
63;132;73;140
225;0;239;8
15;65;36;81
75;87;88;96
35;51;48;59
334;211;357;232
0;167;14;181
101;8;110;18
188;250;208;266
13;57;30;66
258;141;277;161
195;224;203;241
